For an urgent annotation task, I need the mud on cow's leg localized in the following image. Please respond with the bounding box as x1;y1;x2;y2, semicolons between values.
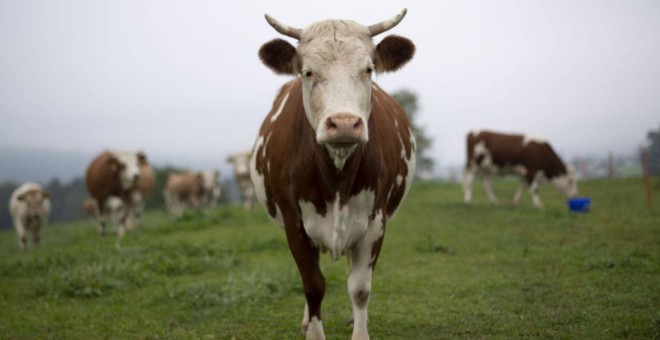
284;218;326;340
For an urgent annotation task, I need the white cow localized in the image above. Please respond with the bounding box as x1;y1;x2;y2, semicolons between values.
9;182;51;250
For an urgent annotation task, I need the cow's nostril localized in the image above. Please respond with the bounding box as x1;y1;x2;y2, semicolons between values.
326;119;337;130
353;120;362;129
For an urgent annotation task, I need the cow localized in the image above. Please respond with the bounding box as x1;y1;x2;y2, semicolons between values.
250;9;415;339
463;130;578;208
9;182;51;250
163;170;220;218
226;151;255;210
130;164;155;228
85;151;149;237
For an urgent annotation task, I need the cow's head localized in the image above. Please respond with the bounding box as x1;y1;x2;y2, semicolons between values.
551;165;578;198
17;189;50;220
109;151;148;191
259;9;415;156
227;152;252;177
200;170;221;198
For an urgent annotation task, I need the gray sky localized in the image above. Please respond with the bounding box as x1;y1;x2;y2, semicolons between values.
1;0;659;176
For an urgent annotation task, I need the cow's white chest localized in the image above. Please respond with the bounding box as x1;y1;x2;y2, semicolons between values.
299;190;376;260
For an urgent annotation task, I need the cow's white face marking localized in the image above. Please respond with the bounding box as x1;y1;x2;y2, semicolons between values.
551;166;578;198
228;151;252;177
112;151;141;190
298;21;375;162
270;92;290;122
299;190;375;260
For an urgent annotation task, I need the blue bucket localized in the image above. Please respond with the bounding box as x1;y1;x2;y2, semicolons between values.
568;197;591;212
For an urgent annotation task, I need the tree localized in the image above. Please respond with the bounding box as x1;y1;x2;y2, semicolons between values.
647;124;660;175
392;89;434;179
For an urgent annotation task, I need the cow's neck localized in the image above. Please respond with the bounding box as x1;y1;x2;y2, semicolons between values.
313;143;365;201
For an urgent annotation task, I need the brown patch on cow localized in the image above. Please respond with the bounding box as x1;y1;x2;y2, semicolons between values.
137;165;155;197
164;172;205;204
375;35;415;73
259;39;299;75
353;289;369;308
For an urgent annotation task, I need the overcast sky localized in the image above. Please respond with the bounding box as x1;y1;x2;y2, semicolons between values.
1;0;659;176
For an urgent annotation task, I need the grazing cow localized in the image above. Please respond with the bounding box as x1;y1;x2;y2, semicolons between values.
227;151;255;210
463;130;578;208
251;9;415;339
131;164;155;228
163;170;220;217
85;151;149;237
9;182;51;250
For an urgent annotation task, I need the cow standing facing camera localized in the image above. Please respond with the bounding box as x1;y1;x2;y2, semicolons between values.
250;9;415;339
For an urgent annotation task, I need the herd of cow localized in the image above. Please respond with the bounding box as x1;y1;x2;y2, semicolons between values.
5;9;580;339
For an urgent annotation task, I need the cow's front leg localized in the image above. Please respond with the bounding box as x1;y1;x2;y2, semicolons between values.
527;171;544;208
284;220;326;340
481;174;499;206
513;179;526;206
462;167;475;204
348;215;386;340
13;218;27;251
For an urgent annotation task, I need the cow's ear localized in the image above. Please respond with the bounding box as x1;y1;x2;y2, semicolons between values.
259;39;299;75
375;35;415;73
17;193;27;201
137;152;148;166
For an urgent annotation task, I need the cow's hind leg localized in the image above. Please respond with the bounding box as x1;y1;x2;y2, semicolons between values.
513;179;526;206
284;221;325;340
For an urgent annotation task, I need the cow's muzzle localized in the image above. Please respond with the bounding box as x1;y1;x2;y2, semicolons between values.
319;113;367;147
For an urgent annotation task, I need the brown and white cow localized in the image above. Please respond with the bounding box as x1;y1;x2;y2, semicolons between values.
463;130;578;208
163;170;220;217
85;151;149;237
226;151;255;210
251;9;415;339
9;182;51;250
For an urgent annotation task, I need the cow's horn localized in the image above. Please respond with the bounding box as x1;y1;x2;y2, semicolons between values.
264;14;301;40
368;8;407;37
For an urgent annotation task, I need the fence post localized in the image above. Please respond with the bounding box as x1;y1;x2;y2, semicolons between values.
642;148;653;208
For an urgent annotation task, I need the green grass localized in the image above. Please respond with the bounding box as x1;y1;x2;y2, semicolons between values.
0;178;658;339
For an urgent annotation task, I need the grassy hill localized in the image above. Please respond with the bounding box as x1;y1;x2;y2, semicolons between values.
0;178;658;339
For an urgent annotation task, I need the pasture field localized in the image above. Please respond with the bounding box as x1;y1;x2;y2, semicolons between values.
0;178;658;339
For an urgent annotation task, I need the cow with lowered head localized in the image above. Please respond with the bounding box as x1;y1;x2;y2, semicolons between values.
463;130;578;208
9;182;51;250
85;151;149;237
251;9;415;339
163;170;221;218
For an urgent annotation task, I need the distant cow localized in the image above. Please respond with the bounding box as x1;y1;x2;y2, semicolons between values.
85;151;149;237
463;130;578;208
163;170;221;217
227;151;255;210
251;9;415;339
130;164;155;228
9;182;51;250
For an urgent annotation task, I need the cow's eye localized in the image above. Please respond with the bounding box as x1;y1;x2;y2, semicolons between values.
366;67;374;74
303;70;313;78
